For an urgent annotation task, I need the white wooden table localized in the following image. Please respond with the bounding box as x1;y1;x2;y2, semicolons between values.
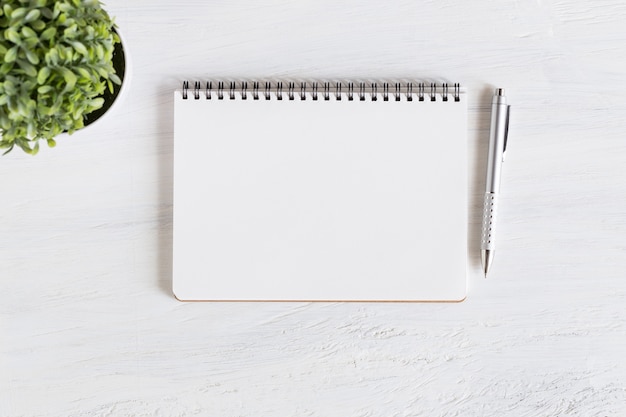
2;1;626;415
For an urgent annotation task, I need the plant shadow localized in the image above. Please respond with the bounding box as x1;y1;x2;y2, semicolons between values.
156;82;175;297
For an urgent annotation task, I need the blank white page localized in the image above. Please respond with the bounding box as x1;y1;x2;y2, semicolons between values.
173;89;467;301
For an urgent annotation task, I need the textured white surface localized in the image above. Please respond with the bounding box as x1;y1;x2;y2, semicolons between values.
2;0;626;415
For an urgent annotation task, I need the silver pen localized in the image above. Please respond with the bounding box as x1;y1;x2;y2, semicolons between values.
481;88;511;277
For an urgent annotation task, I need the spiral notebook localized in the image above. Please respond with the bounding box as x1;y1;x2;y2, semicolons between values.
173;81;467;301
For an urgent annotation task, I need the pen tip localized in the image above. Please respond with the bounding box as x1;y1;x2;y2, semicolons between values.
481;249;494;278
496;88;505;96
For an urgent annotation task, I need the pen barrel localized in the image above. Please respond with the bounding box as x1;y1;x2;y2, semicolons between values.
481;192;498;251
485;98;508;193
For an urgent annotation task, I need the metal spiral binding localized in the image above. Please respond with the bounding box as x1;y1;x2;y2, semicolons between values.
182;81;462;102
182;81;189;99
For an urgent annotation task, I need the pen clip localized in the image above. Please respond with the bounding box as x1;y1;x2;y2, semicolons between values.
502;105;511;161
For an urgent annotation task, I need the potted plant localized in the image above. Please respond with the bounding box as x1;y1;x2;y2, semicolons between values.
0;0;126;155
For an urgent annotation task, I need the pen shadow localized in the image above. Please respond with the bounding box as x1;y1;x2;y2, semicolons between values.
467;87;494;272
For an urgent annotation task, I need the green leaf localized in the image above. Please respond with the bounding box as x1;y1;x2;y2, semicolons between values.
45;47;59;65
17;59;37;77
7;96;19;113
37;104;54;116
4;46;18;63
3;79;16;95
40;27;57;41
94;81;105;96
69;41;88;56
59;46;73;62
2;145;16;155
37;85;54;94
64;24;78;38
19;140;39;155
27;121;36;138
0;62;13;75
0;109;10;125
40;7;54;20
22;80;36;93
88;97;104;109
57;3;72;13
21;26;37;39
26;49;40;65
4;28;21;44
76;67;92;80
24;9;41;23
59;68;77;90
22;37;38;49
37;67;51;84
110;73;121;85
95;65;109;78
31;20;46;31
3;5;14;18
10;7;27;21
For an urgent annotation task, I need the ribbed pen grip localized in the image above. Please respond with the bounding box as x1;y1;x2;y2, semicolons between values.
481;192;498;251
